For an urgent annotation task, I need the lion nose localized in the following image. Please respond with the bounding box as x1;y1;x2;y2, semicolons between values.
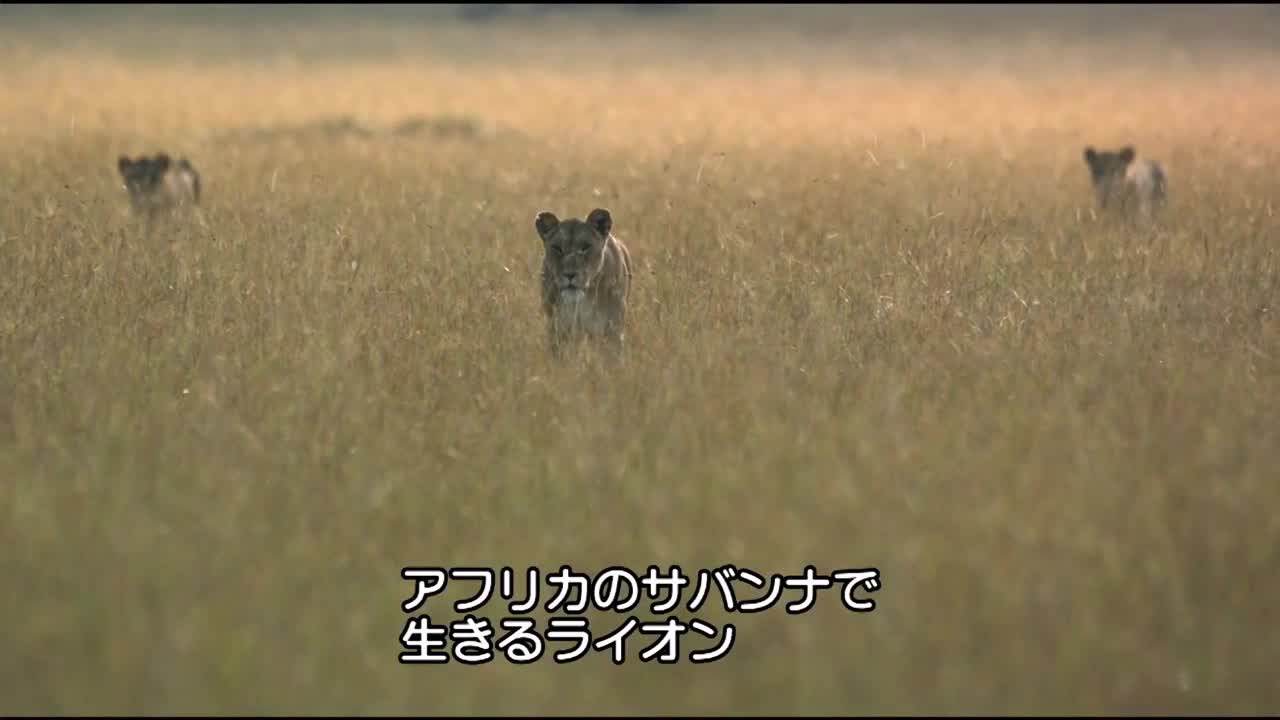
564;272;577;282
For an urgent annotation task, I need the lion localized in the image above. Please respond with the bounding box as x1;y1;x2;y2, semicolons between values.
534;207;633;356
117;152;202;217
1082;145;1167;220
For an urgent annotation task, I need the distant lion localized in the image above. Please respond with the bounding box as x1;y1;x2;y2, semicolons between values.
534;207;633;356
117;152;202;217
1083;145;1167;220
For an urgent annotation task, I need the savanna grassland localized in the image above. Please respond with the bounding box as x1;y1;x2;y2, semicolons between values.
1;4;1278;715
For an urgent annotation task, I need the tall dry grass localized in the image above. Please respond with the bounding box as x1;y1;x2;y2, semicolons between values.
1;7;1278;715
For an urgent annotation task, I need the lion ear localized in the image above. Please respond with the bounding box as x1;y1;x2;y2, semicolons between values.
118;155;131;173
1119;146;1135;164
535;211;560;242
1083;146;1097;164
586;207;612;238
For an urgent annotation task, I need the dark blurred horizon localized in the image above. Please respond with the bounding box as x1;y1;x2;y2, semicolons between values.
3;3;1278;69
3;3;1277;40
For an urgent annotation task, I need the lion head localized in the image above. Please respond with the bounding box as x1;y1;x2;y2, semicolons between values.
1083;145;1136;207
117;153;172;208
535;207;615;299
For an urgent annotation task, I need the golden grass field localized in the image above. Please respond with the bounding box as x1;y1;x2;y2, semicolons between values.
2;4;1279;715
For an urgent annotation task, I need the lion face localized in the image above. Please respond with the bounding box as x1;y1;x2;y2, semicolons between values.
1083;145;1136;207
118;153;171;208
535;208;613;296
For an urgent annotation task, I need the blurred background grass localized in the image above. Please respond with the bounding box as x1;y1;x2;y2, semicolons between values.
1;4;1278;715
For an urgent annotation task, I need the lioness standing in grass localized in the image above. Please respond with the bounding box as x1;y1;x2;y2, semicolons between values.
117;152;202;217
1083;145;1167;220
534;207;633;356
